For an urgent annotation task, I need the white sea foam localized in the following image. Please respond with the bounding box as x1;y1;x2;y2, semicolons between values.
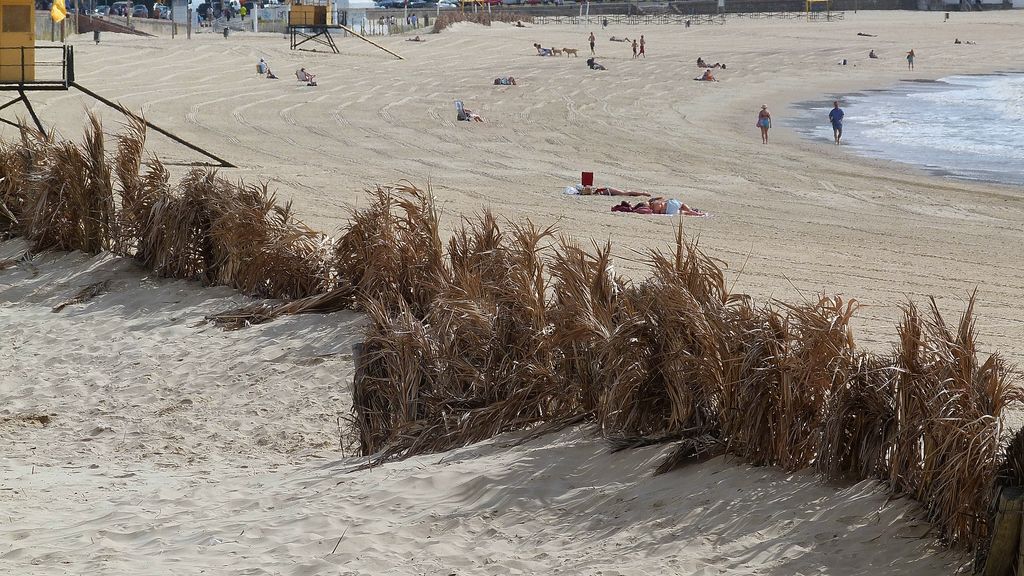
795;74;1024;186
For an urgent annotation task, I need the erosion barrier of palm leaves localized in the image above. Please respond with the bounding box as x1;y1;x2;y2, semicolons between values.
0;119;1020;550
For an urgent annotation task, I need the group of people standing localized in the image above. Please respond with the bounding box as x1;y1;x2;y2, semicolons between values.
586;32;645;58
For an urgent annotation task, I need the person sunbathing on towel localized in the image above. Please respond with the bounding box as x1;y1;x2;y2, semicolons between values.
494;76;517;85
648;197;706;216
407;35;425;42
577;184;648;197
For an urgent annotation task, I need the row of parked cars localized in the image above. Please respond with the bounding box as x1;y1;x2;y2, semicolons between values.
373;0;562;7
92;2;172;18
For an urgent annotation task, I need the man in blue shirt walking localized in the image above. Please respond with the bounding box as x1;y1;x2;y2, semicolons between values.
828;100;844;145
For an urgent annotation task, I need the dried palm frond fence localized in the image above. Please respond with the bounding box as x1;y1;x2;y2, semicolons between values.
2;119;1023;559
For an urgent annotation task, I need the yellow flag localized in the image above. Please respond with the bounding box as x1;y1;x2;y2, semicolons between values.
51;0;68;23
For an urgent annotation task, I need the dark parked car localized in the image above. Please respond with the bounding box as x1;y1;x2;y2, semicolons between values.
132;3;150;17
156;4;170;18
94;4;111;15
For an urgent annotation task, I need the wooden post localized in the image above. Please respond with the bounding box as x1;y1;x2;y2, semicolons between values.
983;487;1024;576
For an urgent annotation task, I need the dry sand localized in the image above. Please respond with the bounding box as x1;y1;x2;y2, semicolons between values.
3;10;1024;574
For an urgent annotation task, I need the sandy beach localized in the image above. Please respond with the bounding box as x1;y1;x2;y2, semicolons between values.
3;10;1024;573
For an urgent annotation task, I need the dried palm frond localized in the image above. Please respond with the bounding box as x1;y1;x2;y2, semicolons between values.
654;434;726;475
52;280;111;313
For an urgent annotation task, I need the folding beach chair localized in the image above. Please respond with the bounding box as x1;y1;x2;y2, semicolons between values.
454;100;468;122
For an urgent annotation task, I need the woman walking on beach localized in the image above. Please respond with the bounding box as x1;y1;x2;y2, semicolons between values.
632;39;638;59
757;104;771;144
906;48;915;70
639;35;646;58
589;32;596;55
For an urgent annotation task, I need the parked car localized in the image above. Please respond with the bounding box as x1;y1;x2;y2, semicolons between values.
110;0;129;15
156;4;170;18
132;3;150;17
93;4;111;14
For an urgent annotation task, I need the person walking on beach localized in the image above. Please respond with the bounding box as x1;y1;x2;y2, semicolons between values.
632;38;638;59
757;104;771;144
639;35;645;58
589;32;595;55
906;49;915;70
828;100;844;145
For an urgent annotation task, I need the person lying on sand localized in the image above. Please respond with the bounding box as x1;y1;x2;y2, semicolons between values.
407;35;424;42
648;197;707;216
857;32;877;37
695;69;718;82
573;184;648;197
494;76;517;85
586;57;606;70
609;36;630;42
515;20;526;27
611;198;706;216
696;57;725;69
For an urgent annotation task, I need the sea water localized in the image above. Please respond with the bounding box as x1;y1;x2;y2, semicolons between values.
793;74;1024;187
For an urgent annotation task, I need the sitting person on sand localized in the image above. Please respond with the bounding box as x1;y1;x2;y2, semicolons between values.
534;43;553;56
869;49;878;59
296;67;317;85
695;69;718;82
515;20;526;27
458;107;483;122
586;57;606;70
266;66;278;79
257;58;269;74
494;76;517;85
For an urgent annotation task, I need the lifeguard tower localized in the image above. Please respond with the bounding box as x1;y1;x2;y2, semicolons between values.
287;0;403;59
0;0;63;134
0;0;232;166
288;0;341;53
805;0;835;18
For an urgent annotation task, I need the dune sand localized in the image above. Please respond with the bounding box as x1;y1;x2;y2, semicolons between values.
3;10;1023;573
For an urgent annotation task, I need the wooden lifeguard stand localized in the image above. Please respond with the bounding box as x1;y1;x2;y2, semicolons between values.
0;2;233;167
0;0;34;84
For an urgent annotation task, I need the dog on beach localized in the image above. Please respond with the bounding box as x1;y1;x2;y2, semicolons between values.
551;47;563;56
562;48;579;57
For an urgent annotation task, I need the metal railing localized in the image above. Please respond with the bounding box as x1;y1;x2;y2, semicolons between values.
0;45;73;88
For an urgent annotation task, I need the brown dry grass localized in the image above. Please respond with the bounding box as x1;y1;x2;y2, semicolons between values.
0;120;1020;550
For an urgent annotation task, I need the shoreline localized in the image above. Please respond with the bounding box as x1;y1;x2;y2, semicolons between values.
785;71;1024;189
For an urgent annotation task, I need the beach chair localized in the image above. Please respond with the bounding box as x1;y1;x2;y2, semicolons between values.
454;100;468;121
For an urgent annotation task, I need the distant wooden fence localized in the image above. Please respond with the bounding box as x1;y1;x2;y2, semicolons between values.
534;13;726;24
532;11;843;24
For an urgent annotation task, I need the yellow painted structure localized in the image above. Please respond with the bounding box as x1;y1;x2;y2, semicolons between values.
0;0;34;83
288;0;333;26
